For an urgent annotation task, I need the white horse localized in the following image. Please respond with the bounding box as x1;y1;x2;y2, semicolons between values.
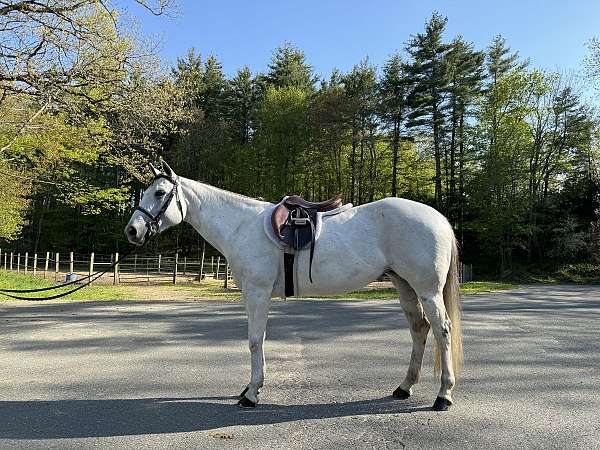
125;162;463;411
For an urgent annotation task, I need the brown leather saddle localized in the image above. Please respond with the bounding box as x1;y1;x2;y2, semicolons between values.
271;194;343;287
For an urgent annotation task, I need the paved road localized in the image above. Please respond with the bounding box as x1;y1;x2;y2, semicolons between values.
0;285;598;449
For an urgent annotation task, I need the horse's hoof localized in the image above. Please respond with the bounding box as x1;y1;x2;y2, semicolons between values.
239;386;249;398
432;396;452;411
392;387;411;399
237;396;256;408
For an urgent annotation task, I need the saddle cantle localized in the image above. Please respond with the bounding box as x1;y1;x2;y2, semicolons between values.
271;194;343;289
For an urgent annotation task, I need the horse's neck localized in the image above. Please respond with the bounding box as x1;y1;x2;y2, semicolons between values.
180;178;268;258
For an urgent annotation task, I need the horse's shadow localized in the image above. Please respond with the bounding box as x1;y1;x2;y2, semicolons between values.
0;395;431;439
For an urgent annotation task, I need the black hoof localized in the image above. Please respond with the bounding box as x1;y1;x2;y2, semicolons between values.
237;396;256;408
432;396;452;411
392;387;411;399
239;386;249;398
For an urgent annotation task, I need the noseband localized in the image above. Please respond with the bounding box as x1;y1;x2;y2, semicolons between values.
134;174;184;241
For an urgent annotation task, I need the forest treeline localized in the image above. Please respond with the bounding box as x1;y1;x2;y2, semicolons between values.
1;4;599;275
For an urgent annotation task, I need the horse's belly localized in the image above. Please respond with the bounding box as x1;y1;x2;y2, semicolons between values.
293;219;387;296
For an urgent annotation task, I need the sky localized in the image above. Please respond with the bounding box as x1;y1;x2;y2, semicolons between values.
123;0;600;80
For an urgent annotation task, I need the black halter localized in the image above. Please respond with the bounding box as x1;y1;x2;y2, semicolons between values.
134;174;184;242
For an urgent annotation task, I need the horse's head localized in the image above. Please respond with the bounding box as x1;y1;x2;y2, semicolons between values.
125;161;185;245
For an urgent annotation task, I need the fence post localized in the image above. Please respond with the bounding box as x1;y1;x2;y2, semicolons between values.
55;252;59;281
216;256;221;280
211;256;214;277
172;253;178;284
89;252;95;277
44;252;49;278
10;252;14;271
199;240;206;282
114;252;119;285
69;251;74;274
224;261;229;288
17;253;21;273
3;251;7;270
33;253;38;275
158;254;162;274
24;252;28;273
183;256;187;275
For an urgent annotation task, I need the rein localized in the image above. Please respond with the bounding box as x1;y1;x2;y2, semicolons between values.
0;174;183;301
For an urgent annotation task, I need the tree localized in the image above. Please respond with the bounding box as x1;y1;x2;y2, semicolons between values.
0;159;29;240
254;85;310;198
229;67;260;145
264;44;316;92
445;37;484;229
0;1;172;156
309;70;352;197
406;12;451;211
379;53;410;197
343;58;378;204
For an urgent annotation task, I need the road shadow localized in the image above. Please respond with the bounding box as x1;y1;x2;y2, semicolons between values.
0;396;431;439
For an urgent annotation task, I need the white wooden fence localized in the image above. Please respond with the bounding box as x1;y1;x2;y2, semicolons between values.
0;248;233;287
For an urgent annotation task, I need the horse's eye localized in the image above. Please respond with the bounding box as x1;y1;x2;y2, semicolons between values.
155;190;166;198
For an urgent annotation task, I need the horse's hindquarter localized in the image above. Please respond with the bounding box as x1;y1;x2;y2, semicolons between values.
295;198;453;296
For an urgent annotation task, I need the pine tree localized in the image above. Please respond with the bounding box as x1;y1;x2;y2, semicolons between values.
265;44;316;92
379;53;410;197
172;48;204;107
445;37;485;230
487;35;524;87
406;12;452;211
229;67;260;145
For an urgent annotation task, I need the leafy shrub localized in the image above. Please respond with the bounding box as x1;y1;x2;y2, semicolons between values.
556;263;600;284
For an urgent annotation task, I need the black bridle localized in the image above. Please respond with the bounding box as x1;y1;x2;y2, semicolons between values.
134;174;184;243
0;174;184;301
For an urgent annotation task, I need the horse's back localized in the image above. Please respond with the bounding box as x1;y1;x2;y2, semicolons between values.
293;197;453;295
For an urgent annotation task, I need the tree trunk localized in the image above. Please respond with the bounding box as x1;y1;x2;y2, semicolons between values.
391;119;400;197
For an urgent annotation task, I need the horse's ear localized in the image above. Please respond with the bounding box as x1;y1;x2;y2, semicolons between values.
162;160;175;178
149;163;160;177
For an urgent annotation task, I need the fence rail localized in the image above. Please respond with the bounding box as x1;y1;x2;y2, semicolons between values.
0;247;232;287
0;247;474;287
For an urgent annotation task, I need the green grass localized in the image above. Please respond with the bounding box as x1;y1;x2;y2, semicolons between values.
0;270;516;302
300;281;516;300
459;281;516;295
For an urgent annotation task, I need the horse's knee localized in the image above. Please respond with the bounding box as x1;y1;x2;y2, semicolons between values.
249;337;262;353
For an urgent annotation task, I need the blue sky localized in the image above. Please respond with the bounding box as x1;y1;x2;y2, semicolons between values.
125;0;600;79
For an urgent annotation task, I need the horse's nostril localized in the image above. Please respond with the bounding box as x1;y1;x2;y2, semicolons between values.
127;226;137;237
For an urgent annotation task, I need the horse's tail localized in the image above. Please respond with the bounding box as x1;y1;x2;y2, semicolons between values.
434;234;463;380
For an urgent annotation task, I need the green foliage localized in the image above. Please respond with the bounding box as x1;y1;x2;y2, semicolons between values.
0;162;30;241
556;263;600;284
256;86;310;197
265;44;316;92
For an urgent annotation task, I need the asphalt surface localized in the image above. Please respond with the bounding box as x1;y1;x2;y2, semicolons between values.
0;285;598;449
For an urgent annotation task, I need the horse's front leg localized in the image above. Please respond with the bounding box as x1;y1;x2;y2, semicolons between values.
238;285;272;408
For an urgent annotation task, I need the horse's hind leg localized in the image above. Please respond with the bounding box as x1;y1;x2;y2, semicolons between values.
389;274;430;400
419;288;455;411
